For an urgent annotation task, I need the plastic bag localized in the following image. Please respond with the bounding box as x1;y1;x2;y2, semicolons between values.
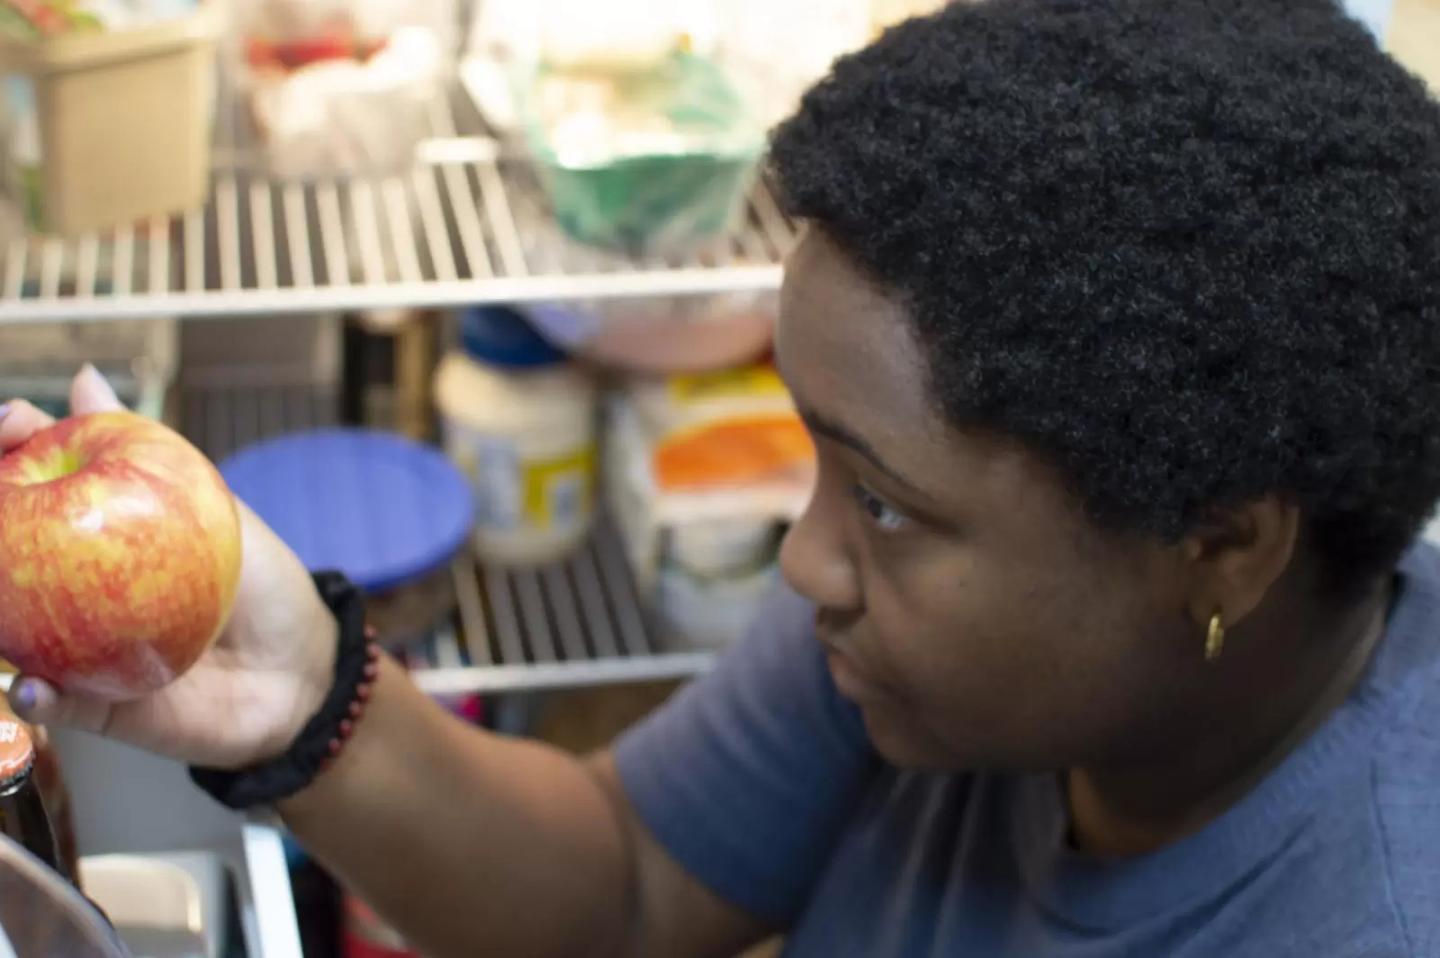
233;0;452;178
712;0;871;127
520;51;763;255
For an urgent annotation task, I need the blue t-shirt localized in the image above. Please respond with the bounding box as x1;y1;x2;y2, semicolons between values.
616;543;1440;956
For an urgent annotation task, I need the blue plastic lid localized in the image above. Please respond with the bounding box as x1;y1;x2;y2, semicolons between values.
460;305;569;368
220;430;474;594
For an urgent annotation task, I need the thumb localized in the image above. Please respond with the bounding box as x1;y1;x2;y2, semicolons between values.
69;364;124;416
9;677;114;737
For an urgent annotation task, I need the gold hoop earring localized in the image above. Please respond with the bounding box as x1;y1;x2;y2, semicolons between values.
1205;610;1226;662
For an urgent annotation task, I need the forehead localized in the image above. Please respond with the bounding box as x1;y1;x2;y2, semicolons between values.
776;231;960;480
775;230;1088;525
777;231;940;445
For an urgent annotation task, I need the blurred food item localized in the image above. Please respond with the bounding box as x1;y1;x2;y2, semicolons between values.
631;364;814;493
244;26;440;179
245;31;386;71
604;362;811;623
340;309;437;439
235;0;451;178
463;0;717;132
525;293;775;374
534;0;713;74
655;518;779;649
521;52;763;255
713;0;871;126
435;306;597;566
0;1;101;40
0;0;215;234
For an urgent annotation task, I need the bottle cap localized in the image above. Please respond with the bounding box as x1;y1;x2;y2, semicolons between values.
0;715;36;791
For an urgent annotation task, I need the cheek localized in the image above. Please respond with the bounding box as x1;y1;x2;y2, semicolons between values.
857;539;1175;766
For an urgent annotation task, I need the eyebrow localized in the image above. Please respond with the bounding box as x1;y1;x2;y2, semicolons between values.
798;406;928;497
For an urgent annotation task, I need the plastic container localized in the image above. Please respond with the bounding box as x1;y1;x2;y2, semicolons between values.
525;292;776;374
0;318;177;421
0;832;130;957
522;51;764;255
655;518;779;649
219;429;475;648
0;3;217;235
669;519;777;578
435;306;597;566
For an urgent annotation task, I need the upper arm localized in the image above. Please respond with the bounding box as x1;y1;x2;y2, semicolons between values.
600;586;874;956
589;752;774;958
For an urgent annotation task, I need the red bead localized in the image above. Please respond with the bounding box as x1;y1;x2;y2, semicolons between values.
339;719;354;738
327;738;342;755
363;662;380;680
364;625;377;640
357;685;373;703
348;701;363;719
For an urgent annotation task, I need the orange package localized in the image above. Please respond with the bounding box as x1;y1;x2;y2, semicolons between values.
634;365;815;493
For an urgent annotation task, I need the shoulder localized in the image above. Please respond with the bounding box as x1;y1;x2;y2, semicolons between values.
1366;543;1440;957
613;584;876;924
1370;682;1440;957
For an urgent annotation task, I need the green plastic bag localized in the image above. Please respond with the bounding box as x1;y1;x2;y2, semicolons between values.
523;52;765;256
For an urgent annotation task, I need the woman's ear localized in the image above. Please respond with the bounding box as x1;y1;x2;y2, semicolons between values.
1179;494;1301;630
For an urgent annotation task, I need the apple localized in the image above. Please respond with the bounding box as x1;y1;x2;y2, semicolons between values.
0;411;242;700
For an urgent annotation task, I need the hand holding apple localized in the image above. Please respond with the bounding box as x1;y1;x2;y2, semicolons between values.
0;368;338;769
0;408;242;700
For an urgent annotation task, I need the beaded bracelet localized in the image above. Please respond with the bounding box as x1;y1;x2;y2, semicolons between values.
319;632;381;774
190;572;382;810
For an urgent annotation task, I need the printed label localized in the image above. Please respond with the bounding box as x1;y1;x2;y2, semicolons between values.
667;365;787;404
522;447;594;530
448;426;594;534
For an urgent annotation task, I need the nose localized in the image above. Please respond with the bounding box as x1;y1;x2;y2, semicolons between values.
780;488;862;614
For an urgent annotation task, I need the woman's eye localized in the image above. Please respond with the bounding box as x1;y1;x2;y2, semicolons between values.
852;484;909;532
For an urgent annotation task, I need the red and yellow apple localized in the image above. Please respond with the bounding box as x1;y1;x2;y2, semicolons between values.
0;411;242;700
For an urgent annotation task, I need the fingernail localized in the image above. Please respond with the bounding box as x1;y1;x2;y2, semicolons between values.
78;364;119;404
11;680;36;716
10;679;54;720
0;403;10;425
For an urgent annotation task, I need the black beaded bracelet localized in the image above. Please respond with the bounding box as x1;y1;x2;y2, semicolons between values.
190;571;380;810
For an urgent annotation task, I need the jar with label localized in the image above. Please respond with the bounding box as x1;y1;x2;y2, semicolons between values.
435;306;597;566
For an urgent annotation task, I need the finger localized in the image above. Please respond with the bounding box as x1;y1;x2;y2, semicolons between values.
69;364;124;415
9;677;115;737
0;400;56;453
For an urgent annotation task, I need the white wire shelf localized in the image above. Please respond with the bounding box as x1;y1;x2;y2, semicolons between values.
414;534;715;697
1;90;795;325
183;381;715;695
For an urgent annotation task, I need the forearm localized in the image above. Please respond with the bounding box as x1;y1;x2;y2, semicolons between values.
278;655;633;958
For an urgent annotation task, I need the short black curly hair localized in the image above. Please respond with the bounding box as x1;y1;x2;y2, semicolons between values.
770;0;1440;588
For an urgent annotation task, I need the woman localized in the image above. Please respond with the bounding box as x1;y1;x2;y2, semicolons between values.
5;0;1440;954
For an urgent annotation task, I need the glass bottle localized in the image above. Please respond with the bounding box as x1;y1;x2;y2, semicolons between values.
0;712;71;886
